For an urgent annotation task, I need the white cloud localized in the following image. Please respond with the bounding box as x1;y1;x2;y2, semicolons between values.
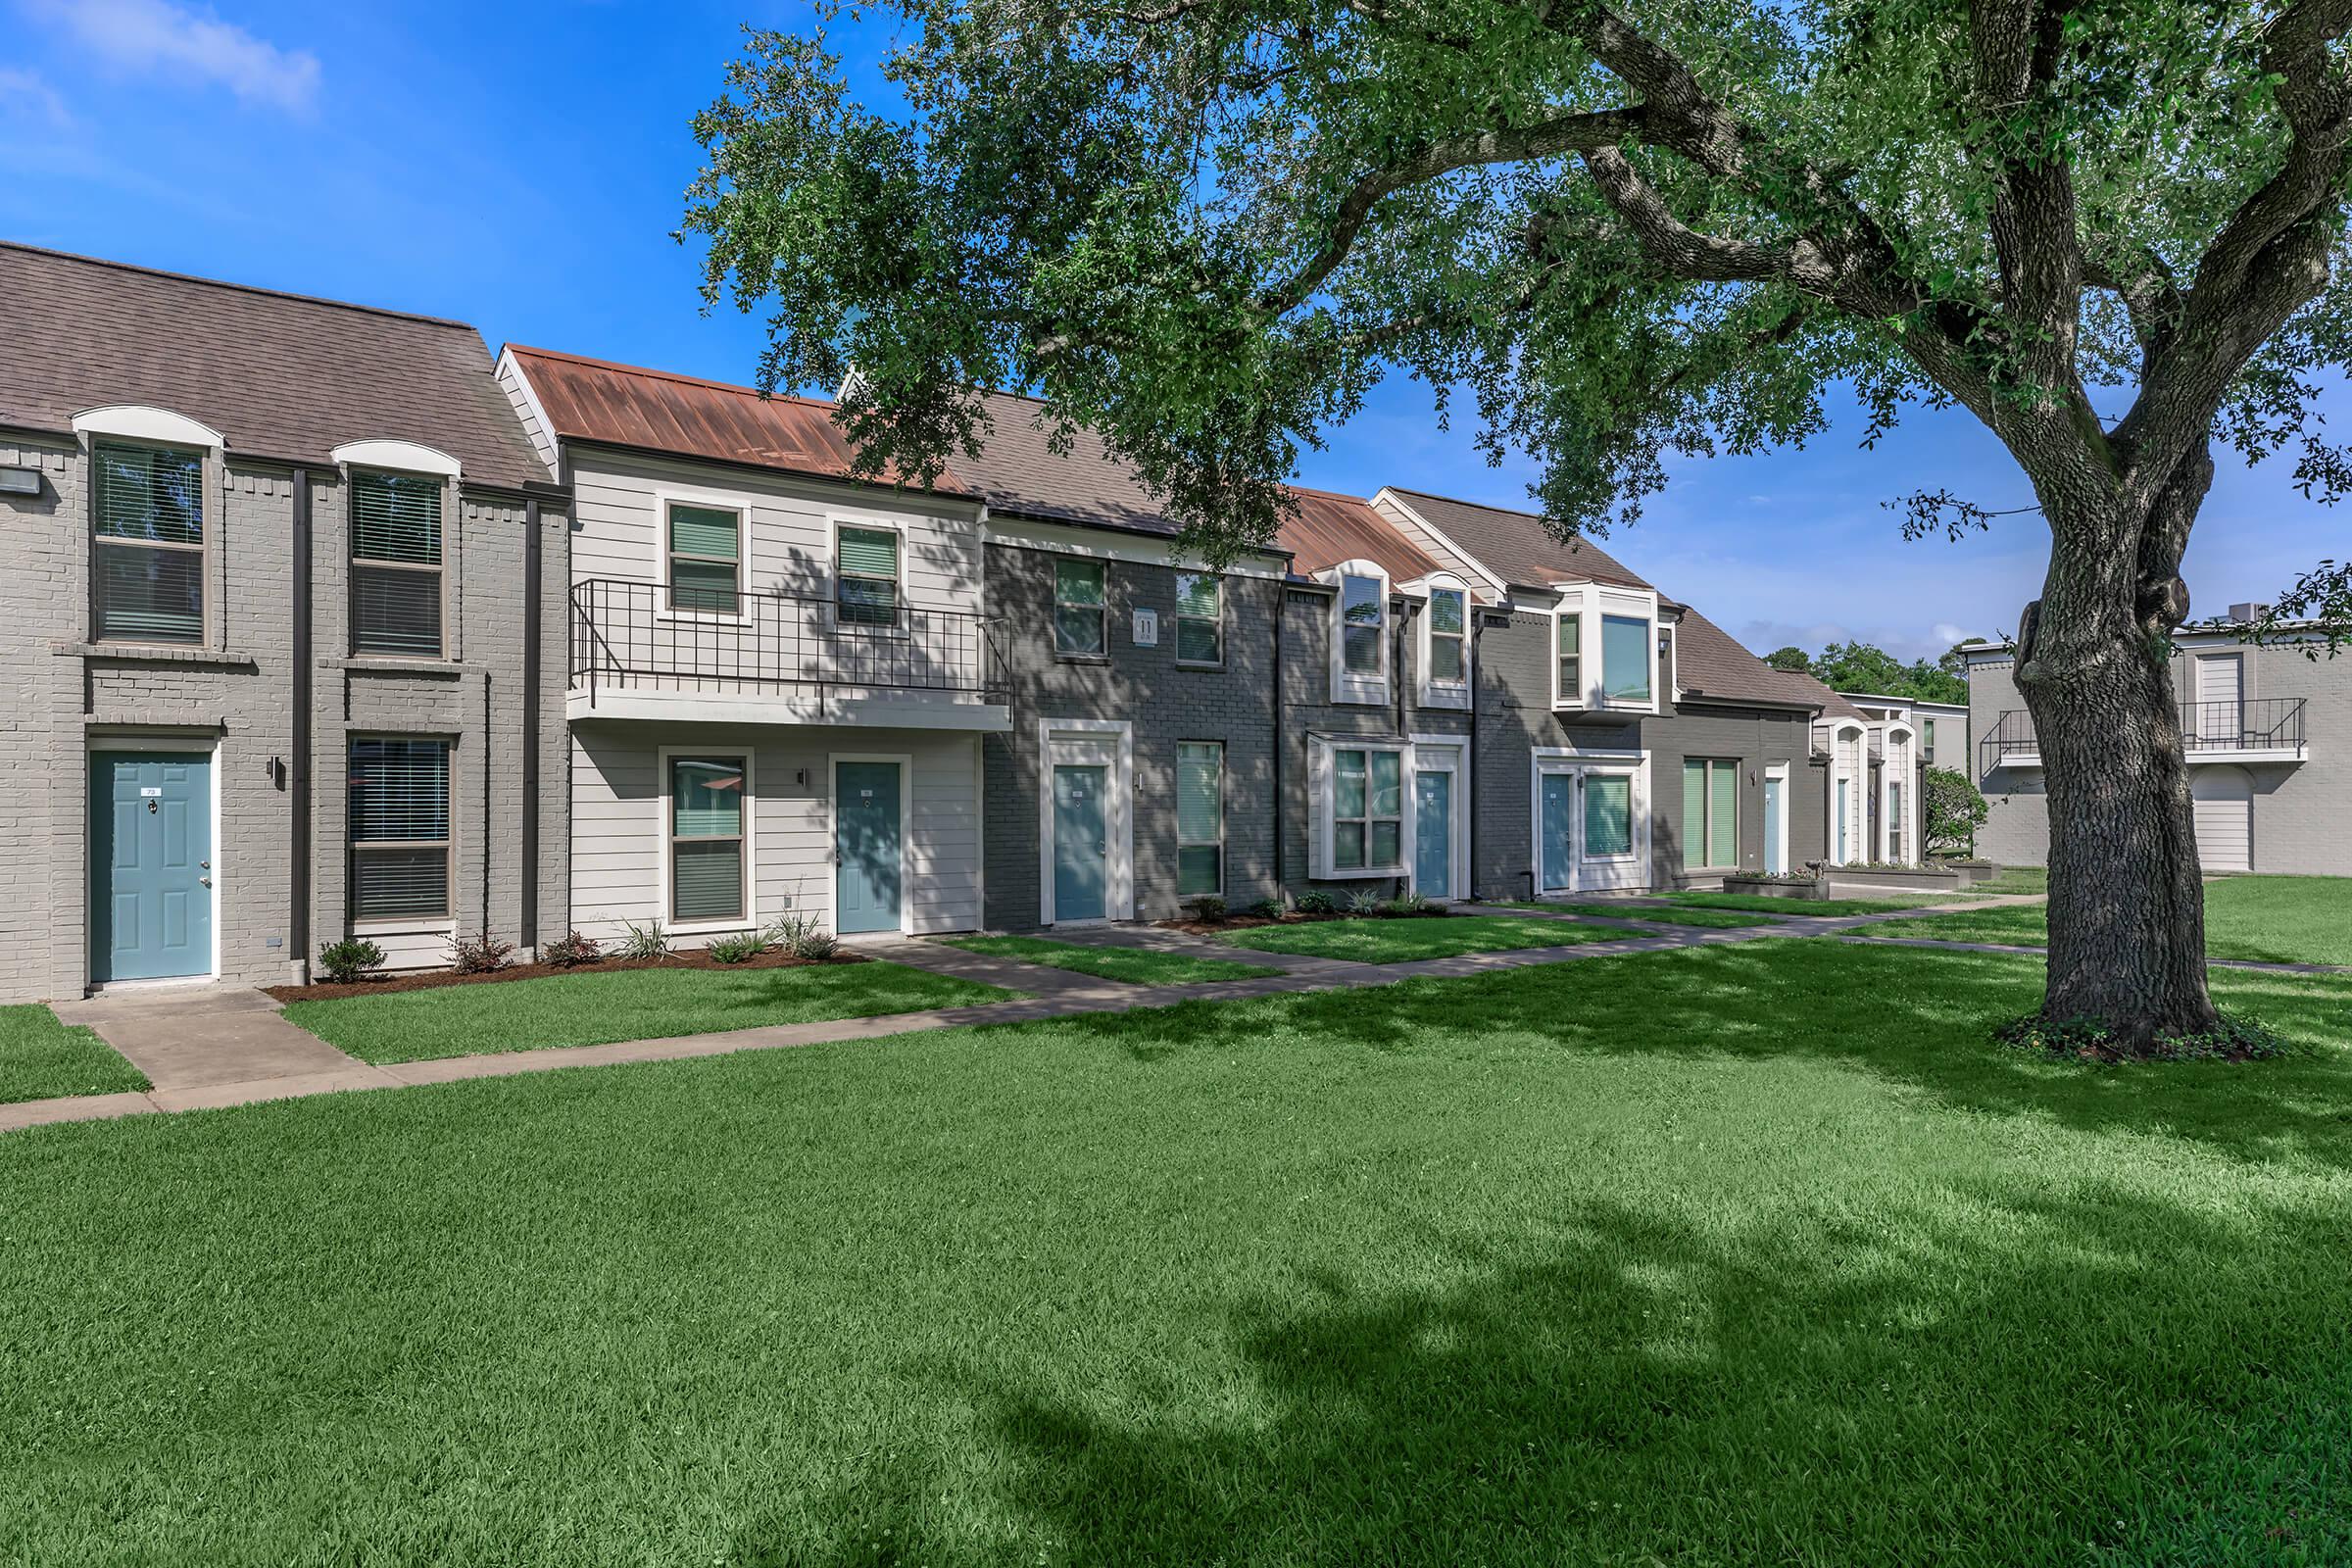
0;67;72;126
24;0;320;114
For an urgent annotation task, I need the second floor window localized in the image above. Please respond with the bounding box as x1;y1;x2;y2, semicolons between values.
1175;572;1221;663
837;525;899;626
93;441;204;645
351;470;444;658
349;737;450;921
1333;747;1402;870
667;503;741;614
1556;612;1582;700
1923;717;1937;760
1341;574;1384;674
1055;558;1106;655
1601;613;1652;705
1427;587;1466;684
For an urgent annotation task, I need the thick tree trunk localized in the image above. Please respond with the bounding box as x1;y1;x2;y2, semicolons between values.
2013;456;2223;1051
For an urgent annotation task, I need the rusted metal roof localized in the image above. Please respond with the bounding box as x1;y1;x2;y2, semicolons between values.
505;347;976;498
1278;485;1444;581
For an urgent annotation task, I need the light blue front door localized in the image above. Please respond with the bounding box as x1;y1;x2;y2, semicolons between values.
834;760;903;933
91;751;213;983
1762;776;1785;874
1053;764;1108;921
1540;773;1574;891
1414;769;1452;896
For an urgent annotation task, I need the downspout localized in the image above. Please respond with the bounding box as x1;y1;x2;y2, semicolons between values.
520;497;542;954
1271;575;1285;900
289;466;312;985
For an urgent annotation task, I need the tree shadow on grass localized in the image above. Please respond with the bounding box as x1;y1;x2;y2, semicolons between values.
1029;941;2352;1168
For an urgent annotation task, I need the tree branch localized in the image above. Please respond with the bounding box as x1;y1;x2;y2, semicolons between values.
1578;147;1788;281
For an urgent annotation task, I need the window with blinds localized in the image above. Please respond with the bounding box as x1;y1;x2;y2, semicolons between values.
1054;558;1106;655
1556;612;1582;703
93;442;204;644
667;504;741;614
837;525;900;626
350;470;445;657
670;756;748;922
1681;759;1739;869
349;737;451;921
1175;572;1221;664
1176;742;1224;895
1340;574;1384;674
1332;747;1402;869
1427;587;1466;684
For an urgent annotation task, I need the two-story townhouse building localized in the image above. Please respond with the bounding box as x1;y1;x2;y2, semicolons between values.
1348;488;1851;893
0;243;568;1003
1965;608;2340;874
1835;691;1967;861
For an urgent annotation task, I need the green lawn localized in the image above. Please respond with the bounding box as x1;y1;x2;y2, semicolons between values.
0;1004;148;1105
1953;864;2049;895
1494;900;1781;929
1867;874;2352;966
3;943;2349;1564
280;959;1012;1062
1219;913;1625;962
942;935;1284;986
1655;890;1969;917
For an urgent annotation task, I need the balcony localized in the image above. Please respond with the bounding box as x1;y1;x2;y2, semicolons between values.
569;577;1009;731
1980;698;2309;771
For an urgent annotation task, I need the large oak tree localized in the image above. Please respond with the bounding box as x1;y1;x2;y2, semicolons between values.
683;0;2352;1050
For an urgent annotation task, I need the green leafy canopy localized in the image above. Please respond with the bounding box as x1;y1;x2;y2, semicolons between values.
681;0;2352;574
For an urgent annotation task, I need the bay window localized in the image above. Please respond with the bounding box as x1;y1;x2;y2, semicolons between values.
1331;746;1402;871
1551;584;1660;710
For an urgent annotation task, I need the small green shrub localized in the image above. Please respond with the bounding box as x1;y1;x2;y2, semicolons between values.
447;931;515;975
764;913;841;961
1246;898;1285;920
1295;890;1337;915
1994;1009;2293;1063
1386;893;1435;917
541;930;602;968
317;937;385;985
1186;895;1229;923
704;931;768;965
616;919;672;961
1347;887;1386;916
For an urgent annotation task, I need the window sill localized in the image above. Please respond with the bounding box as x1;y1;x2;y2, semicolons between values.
329;656;482;676
1175;661;1226;672
58;641;258;668
1318;866;1405;881
351;917;455;936
1055;653;1113;666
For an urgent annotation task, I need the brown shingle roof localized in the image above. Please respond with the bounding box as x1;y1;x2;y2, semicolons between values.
1671;610;1838;711
506;347;974;498
1277;486;1443;581
1383;488;1655;591
0;242;543;490
949;391;1176;533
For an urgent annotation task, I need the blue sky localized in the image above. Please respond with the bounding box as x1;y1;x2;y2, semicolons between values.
2;0;2335;662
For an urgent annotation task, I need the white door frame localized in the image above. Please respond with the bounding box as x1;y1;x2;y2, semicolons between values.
89;731;224;987
1038;717;1134;925
1530;746;1652;895
1407;732;1470;901
828;751;915;935
1763;760;1790;876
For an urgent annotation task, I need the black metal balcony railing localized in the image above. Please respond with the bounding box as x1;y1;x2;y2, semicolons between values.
570;577;1005;705
1980;698;2309;771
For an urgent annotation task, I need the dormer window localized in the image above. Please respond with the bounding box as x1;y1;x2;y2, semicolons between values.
1416;577;1472;710
1341;573;1384;673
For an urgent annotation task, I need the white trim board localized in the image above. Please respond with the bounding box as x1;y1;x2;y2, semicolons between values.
655;743;759;937
828;751;915;936
1037;717;1135;925
86;732;224;986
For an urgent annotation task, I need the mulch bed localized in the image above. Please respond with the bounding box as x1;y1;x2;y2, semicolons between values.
1155;907;1454;936
266;946;867;1004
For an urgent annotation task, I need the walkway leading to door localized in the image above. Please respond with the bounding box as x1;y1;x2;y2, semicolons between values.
6;891;2334;1136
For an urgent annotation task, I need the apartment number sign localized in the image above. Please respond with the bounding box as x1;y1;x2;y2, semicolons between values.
1132;608;1158;646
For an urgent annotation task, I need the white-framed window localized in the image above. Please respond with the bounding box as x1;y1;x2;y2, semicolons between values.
1922;716;1937;762
1341;574;1384;675
1550;584;1660;711
1682;758;1739;869
835;522;900;627
350;469;446;658
1175;572;1222;665
666;502;742;615
1331;745;1403;871
1176;741;1224;895
92;441;206;645
1054;558;1107;656
1418;579;1470;709
667;754;749;924
348;736;451;922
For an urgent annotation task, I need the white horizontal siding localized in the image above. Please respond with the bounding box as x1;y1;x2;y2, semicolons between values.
568;722;983;942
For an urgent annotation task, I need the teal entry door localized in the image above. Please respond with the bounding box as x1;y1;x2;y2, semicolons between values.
91;751;213;983
1540;773;1575;892
1413;769;1453;897
834;760;904;933
1053;764;1108;921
